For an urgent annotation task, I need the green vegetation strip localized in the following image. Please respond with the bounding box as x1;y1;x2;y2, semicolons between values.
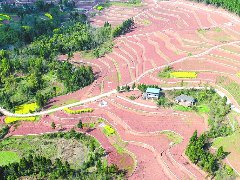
110;0;142;7
217;76;240;105
5;116;37;124
64;108;94;114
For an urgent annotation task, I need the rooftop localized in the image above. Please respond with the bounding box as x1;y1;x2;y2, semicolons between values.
175;94;195;102
146;87;161;94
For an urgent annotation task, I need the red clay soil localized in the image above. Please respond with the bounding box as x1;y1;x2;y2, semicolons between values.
4;0;240;178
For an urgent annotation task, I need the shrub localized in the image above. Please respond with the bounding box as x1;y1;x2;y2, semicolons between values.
128;95;136;100
103;125;115;136
112;18;134;37
96;5;104;11
158;66;173;78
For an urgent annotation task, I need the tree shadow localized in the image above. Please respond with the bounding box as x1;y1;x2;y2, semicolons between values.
85;128;96;133
44;99;59;109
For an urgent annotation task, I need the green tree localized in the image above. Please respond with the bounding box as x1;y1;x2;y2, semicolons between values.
216;146;226;160
77;120;83;129
132;82;136;90
36;93;45;108
51;122;56;129
117;86;121;92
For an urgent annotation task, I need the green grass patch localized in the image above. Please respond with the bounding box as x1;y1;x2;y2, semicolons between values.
170;71;197;78
161;131;183;145
197;105;210;113
0;133;90;169
113;143;125;154
173;105;192;112
139;19;151;26
103;125;115;136
173;104;209;113
214;27;222;32
217;76;240;105
213;129;240;171
0;151;20;166
197;28;207;34
213;130;240;155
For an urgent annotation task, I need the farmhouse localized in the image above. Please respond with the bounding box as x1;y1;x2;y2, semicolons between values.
143;87;161;99
175;95;196;107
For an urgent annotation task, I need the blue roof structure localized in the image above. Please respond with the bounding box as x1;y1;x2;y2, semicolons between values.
146;87;161;94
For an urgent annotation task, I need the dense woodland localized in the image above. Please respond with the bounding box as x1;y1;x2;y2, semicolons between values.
191;0;240;15
0;0;135;111
0;130;126;179
0;0;78;48
186;131;235;179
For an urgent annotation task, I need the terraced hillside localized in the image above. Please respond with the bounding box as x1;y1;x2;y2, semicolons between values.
1;0;240;179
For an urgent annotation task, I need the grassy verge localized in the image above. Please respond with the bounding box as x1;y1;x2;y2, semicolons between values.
109;0;142;7
173;105;192;111
161;131;183;145
99;121;136;175
217;76;240;105
103;125;116;136
213;130;240;174
64;108;94;114
4;116;39;124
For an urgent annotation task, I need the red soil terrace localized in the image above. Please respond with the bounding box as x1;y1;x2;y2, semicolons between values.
2;0;240;178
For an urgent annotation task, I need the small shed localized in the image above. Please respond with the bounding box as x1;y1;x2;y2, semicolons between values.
99;100;108;107
143;87;161;99
175;94;196;107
